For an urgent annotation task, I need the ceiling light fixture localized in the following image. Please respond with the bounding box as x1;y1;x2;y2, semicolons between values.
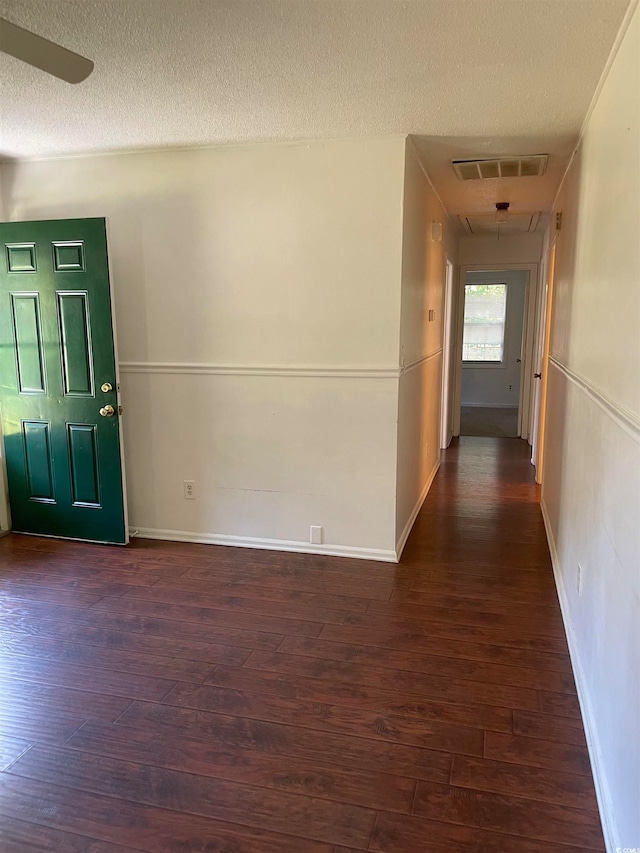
495;202;510;224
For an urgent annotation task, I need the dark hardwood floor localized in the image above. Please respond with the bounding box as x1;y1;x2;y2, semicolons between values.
0;437;605;851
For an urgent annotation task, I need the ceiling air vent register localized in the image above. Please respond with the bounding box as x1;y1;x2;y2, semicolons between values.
453;155;548;181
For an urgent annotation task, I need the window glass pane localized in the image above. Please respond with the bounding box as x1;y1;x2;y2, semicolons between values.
463;284;507;362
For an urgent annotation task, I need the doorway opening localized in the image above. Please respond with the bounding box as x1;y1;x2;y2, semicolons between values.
453;266;538;441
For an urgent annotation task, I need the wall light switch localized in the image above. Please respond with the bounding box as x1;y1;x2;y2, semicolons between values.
310;525;323;545
428;309;436;322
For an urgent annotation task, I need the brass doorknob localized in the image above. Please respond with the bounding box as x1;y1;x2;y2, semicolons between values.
101;382;113;393
99;405;115;417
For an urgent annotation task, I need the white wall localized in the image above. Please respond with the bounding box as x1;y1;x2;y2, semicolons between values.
458;233;543;266
461;269;527;408
395;139;456;556
541;7;640;850
1;138;406;559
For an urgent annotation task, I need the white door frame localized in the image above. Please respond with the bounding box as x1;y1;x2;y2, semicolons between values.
531;241;557;481
452;263;539;439
530;251;548;471
105;217;130;543
440;258;455;449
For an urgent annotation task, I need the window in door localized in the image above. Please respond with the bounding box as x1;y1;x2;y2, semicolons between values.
462;283;507;363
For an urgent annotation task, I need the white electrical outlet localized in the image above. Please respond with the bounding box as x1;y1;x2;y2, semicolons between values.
577;562;584;595
310;525;323;545
184;480;196;500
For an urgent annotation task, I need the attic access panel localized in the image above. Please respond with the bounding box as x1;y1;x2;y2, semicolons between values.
459;212;541;236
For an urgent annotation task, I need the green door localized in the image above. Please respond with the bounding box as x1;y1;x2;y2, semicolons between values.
0;218;127;544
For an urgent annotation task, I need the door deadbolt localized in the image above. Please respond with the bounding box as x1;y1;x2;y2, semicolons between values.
99;405;115;417
101;382;113;393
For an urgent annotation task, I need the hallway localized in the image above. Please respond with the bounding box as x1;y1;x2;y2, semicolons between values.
0;438;604;851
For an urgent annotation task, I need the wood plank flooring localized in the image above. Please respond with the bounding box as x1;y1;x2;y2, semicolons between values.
0;437;605;851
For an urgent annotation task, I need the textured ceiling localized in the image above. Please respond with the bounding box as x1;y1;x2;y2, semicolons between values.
0;0;631;221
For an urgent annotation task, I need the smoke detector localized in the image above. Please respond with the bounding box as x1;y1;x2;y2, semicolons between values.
453;155;548;181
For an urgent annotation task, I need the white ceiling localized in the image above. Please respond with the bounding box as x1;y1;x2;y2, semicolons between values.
0;0;631;223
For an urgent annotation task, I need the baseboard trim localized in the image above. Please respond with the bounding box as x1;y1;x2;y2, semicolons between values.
131;527;398;564
540;498;617;852
394;459;440;560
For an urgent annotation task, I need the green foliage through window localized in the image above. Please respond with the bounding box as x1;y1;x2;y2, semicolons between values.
463;284;507;362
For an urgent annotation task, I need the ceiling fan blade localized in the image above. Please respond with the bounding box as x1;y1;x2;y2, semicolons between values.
0;17;93;83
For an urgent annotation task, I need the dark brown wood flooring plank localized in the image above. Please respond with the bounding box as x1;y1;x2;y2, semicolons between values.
279;634;572;692
368;584;564;624
242;649;540;710
450;754;599;810
319;621;572;674
0;815;146;853
0;563;165;587
539;690;583;719
115;700;453;782
0;735;33;771
0;582;105;607
407;522;548;547
0;550;188;576
208;665;513;733
484;731;592;776
119;581;377;619
0;713;87;749
0;679;133;722
413;780;605;850
0;623;249;670
348;607;568;648
0;534;106;556
174;547;404;579
47;604;286;651
0;654;175;700
1;534;214;569
92;593;329;636
150;570;403;602
67;720;415;814
0;773;333;853
0;607;284;652
0;630;229;682
8;745;376;849
401;546;552;570
513;709;587;745
163;682;484;755
0;573;159;598
0;597;61;622
370;810;597;853
129;535;224;555
383;586;565;621
409;574;558;606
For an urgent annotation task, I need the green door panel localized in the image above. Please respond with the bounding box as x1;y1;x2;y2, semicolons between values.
0;218;127;544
